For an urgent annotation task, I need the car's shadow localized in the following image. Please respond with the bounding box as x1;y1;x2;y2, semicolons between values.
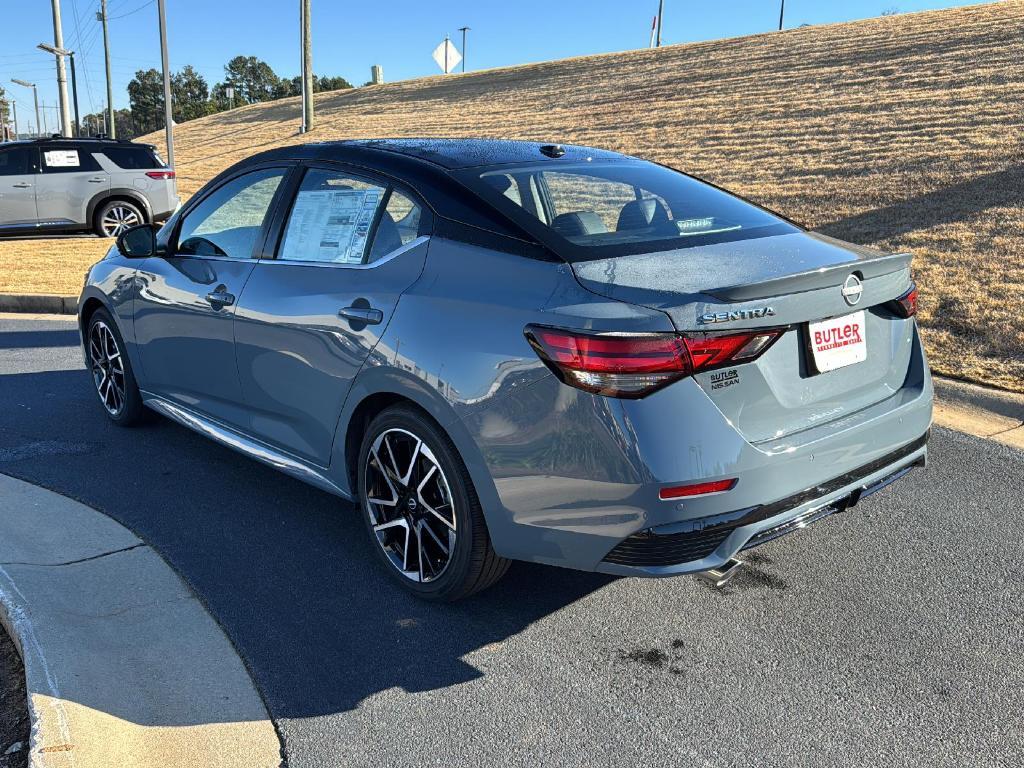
0;364;613;721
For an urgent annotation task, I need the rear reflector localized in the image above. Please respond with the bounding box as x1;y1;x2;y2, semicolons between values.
525;325;784;398
891;284;918;317
145;170;176;180
659;478;737;500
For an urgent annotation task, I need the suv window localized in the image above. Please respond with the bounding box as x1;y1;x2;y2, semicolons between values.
177;168;285;259
0;147;37;176
40;146;101;173
101;146;165;170
278;169;387;264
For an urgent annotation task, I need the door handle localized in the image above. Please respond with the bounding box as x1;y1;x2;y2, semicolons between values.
339;306;383;325
12;183;32;189
205;289;235;308
87;177;106;183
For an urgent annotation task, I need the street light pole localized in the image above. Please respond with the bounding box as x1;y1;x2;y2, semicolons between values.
11;80;41;139
12;103;17;140
656;0;664;47
68;52;80;136
458;27;470;73
779;0;785;30
49;0;72;136
157;0;174;167
36;43;80;136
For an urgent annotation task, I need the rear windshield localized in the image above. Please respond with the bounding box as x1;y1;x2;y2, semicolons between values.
101;146;166;170
459;161;799;261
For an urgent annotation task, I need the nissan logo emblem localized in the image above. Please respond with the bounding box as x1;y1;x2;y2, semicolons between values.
841;274;863;306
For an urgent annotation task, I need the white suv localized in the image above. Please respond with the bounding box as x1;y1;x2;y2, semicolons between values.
0;137;179;237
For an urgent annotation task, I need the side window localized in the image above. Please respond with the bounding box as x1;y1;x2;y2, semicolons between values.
0;147;37;176
177;168;285;259
101;146;164;170
278;169;386;264
41;147;101;173
366;190;427;264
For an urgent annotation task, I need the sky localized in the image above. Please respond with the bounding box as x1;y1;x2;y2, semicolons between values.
0;0;988;130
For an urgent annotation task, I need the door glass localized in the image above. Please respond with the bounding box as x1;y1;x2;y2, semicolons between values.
40;147;101;173
0;148;35;176
278;169;386;264
177;168;285;259
366;190;425;263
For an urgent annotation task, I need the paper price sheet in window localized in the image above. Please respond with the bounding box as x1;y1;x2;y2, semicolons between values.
282;188;382;263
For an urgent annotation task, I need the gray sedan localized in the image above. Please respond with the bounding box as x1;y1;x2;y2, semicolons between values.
78;139;932;600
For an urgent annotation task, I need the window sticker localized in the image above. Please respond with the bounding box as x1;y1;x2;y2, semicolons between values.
282;188;382;263
44;150;81;168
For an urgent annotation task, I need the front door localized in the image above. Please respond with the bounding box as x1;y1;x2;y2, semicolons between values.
134;166;288;430
0;146;39;228
234;165;432;465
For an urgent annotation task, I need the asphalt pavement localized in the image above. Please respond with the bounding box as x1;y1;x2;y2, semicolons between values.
1;315;1021;767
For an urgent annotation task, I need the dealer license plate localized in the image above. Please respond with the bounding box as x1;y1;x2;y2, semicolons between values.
808;311;867;373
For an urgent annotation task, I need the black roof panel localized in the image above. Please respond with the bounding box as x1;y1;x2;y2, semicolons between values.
336;138;626;169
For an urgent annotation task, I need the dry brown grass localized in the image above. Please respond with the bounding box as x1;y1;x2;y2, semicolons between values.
2;1;1021;389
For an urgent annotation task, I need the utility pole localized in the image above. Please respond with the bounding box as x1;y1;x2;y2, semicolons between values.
779;0;785;30
49;0;72;136
300;0;313;133
458;26;470;72
656;0;664;47
157;0;174;166
11;103;17;140
11;80;41;139
98;0;116;138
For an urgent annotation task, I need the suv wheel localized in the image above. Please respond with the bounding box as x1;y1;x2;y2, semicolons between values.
95;200;144;237
86;309;147;425
357;405;510;601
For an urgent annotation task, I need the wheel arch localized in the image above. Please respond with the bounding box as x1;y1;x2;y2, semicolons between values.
331;369;503;532
87;189;153;230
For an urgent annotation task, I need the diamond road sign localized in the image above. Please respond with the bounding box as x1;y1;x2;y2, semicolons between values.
432;38;462;73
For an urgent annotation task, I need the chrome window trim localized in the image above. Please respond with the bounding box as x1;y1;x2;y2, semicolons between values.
259;235;430;270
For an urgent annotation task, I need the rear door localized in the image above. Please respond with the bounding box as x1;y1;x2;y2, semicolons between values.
34;144;108;227
0;146;39;227
233;164;432;466
133;165;289;430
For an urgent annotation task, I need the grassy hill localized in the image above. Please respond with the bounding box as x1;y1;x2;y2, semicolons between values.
3;1;1021;390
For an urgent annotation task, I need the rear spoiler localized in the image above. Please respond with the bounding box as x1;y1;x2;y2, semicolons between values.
706;252;912;302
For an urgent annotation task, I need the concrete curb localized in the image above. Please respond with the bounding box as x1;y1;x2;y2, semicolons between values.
932;375;1024;450
0;474;282;768
0;295;78;315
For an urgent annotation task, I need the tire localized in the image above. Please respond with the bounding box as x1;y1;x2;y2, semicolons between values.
94;199;145;238
357;405;510;601
85;308;147;426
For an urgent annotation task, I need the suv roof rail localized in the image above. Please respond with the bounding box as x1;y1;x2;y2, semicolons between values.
32;135;137;144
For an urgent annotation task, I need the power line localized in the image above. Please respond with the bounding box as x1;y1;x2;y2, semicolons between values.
108;0;154;20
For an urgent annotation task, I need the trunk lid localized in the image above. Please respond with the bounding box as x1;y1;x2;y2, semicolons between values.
570;232;917;444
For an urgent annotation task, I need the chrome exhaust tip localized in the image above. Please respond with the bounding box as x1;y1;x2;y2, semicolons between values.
696;558;743;588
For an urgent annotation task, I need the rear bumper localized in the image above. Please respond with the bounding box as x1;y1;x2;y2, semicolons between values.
463;324;933;574
595;430;928;577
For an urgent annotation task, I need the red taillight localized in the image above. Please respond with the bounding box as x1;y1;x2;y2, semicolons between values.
891;284;918;318
146;170;175;180
659;478;737;500
525;325;784;398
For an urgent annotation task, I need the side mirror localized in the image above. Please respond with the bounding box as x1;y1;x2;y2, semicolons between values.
117;224;158;258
